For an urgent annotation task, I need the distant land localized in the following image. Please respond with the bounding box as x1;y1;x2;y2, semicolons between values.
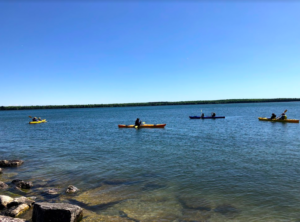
1;98;300;111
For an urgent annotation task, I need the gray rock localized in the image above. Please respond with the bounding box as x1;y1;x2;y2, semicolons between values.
8;196;35;208
0;181;8;189
0;216;25;222
0;195;14;209
11;180;33;189
4;204;30;217
0;160;24;167
32;202;83;222
45;188;60;195
66;185;79;193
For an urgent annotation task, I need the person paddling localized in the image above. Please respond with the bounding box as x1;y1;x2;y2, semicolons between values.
270;113;276;119
211;112;216;117
201;113;204;118
135;118;141;127
280;112;287;120
32;117;38;121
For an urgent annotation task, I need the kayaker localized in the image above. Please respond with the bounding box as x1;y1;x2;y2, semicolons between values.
270;113;276;119
32;117;38;121
38;117;42;121
135;118;141;127
201;113;204;118
280;112;287;120
212;112;216;117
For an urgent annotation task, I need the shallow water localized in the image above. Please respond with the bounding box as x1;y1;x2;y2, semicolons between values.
1;102;300;221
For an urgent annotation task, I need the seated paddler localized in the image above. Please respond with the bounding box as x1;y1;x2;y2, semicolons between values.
32;117;38;121
270;113;276;119
280;112;287;120
135;118;141;127
201;113;204;118
212;112;216;117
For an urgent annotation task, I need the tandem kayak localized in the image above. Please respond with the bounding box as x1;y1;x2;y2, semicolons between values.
29;119;47;124
189;116;225;119
118;124;166;128
258;117;299;123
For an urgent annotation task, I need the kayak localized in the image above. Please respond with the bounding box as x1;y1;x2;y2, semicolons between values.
189;116;225;119
118;124;166;128
29;119;47;124
258;117;299;123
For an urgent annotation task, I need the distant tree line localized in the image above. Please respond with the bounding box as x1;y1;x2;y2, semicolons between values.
1;98;300;111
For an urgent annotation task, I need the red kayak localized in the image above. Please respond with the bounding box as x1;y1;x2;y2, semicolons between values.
118;124;166;128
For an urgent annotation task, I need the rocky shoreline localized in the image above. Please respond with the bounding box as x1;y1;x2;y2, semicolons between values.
0;160;240;222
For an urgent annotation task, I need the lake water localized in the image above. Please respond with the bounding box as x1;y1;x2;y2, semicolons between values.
1;102;300;221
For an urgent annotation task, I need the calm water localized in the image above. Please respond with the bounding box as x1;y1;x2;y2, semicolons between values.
1;102;300;221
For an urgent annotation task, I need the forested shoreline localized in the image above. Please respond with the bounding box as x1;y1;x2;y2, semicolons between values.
1;98;300;111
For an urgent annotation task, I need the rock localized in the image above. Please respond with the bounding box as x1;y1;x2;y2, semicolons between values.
214;204;239;217
109;189;183;221
0;168;2;174
178;195;212;211
0;195;14;209
32;202;83;222
0;181;8;189
45;188;60;195
7;196;35;208
5;204;30;217
0;216;25;221
0;160;24;167
66;185;79;193
72;184;139;207
81;209;132;222
11;180;33;189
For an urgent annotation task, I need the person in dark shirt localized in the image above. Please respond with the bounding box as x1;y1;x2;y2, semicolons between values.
135;118;141;127
270;113;276;119
201;113;204;118
212;112;216;117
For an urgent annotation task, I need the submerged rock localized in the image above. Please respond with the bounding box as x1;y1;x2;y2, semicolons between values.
45;188;60;195
72;184;139;207
0;181;8;189
0;216;25;221
178;195;212;211
66;185;79;194
108;189;183;221
32;202;83;222
81;209;133;222
11;180;33;189
0;160;24;167
214;204;240;217
0;195;14;209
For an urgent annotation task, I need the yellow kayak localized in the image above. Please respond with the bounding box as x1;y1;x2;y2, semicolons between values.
29;119;47;124
258;117;299;123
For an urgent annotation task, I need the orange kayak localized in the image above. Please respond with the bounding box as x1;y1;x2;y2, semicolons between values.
118;124;166;128
258;117;299;123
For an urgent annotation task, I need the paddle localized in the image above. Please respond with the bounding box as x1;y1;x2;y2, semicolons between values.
29;116;32;118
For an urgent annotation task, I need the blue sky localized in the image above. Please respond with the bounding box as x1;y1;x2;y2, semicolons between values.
1;1;299;106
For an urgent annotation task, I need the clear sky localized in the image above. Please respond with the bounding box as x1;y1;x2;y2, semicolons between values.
1;1;300;106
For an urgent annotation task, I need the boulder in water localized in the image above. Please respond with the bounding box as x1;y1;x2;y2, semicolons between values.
32;202;83;222
0;160;24;167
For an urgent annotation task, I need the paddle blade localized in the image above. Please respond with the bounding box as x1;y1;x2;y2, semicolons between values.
29;116;32;118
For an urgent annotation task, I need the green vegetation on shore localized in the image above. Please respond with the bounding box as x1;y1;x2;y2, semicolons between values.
1;98;300;111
